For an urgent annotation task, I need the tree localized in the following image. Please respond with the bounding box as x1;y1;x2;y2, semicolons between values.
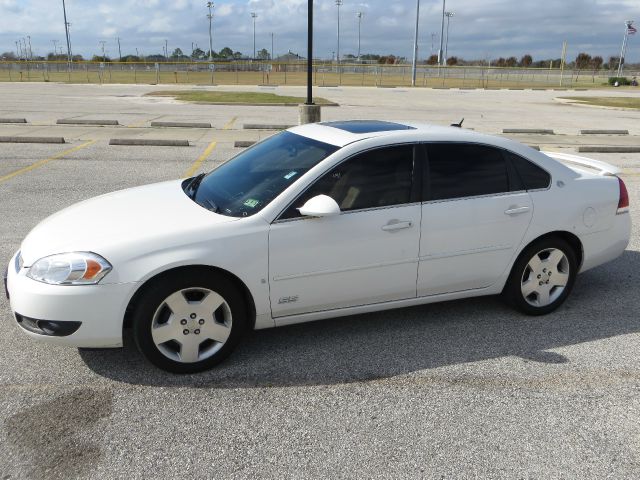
191;48;206;60
591;56;603;71
495;57;506;67
608;56;620;70
121;55;141;63
171;48;183;58
505;57;518;67
519;54;533;67
446;56;458;66
219;47;233;58
92;55;111;62
426;54;438;65
575;53;592;71
1;51;16;60
257;48;270;60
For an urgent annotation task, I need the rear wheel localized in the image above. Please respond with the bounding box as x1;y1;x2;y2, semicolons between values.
132;271;247;373
503;237;578;315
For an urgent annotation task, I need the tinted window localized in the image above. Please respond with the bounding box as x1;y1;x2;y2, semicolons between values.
508;152;551;190
427;144;509;201
321;120;416;134
190;132;338;217
281;145;414;219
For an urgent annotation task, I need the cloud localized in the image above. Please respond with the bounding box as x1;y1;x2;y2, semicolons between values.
0;0;638;62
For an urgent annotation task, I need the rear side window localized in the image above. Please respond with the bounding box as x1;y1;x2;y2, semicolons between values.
507;152;551;190
426;144;509;201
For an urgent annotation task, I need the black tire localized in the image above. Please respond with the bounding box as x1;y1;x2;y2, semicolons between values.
502;236;578;316
132;270;247;373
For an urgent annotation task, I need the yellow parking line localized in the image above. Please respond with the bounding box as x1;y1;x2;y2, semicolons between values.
184;141;217;178
182;117;237;178
0;140;96;184
223;116;238;130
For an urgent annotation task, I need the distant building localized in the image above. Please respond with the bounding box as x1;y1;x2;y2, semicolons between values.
275;50;305;63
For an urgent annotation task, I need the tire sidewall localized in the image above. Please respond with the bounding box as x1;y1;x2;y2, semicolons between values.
133;270;247;373
505;237;578;316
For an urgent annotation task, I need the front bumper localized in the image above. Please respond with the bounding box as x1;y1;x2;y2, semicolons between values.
6;251;138;348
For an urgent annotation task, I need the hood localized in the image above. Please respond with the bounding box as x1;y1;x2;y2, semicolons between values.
21;180;238;265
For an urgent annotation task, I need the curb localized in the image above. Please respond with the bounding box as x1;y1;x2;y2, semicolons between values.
0;118;27;124
580;130;629;135
503;129;555;134
578;146;640;153
109;139;189;147
243;124;294;130
234;141;256;148
0;136;65;144
151;122;212;128
57;119;119;126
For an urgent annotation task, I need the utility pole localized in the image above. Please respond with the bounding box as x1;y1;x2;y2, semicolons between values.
207;2;214;61
165;39;169;60
335;0;342;64
251;12;258;59
27;36;32;60
99;41;107;61
617;20;635;77
271;32;274;61
437;0;446;65
411;0;420;86
117;37;122;61
444;11;454;63
52;40;59;59
357;12;364;61
62;0;73;63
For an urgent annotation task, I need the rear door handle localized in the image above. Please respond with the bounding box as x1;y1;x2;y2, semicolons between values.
504;206;531;216
382;220;413;232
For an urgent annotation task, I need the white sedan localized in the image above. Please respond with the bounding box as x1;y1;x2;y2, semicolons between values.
4;121;631;372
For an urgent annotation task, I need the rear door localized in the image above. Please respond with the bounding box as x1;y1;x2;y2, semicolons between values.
418;143;534;296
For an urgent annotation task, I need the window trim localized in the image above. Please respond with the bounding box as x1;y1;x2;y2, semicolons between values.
272;142;422;224
421;141;551;204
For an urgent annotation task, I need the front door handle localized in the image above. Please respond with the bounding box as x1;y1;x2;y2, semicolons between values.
504;206;531;216
382;220;413;232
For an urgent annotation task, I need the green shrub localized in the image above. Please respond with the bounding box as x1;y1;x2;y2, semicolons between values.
608;77;631;86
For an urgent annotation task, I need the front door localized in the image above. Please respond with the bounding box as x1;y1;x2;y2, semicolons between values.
269;144;422;317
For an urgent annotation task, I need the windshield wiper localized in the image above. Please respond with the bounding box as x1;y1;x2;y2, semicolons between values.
186;173;206;199
204;199;220;213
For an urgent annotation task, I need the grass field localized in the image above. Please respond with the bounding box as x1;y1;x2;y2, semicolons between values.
561;96;640;109
146;90;335;105
0;63;626;89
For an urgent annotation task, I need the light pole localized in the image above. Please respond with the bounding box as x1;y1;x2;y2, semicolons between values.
335;0;342;64
207;2;214;61
437;0;446;65
271;32;274;60
251;12;258;59
15;41;21;60
27;36;32;60
117;37;122;61
617;20;635;77
444;11;454;64
357;12;364;61
99;41;107;61
431;33;436;56
165;39;169;60
411;0;420;86
62;0;73;63
52;40;58;58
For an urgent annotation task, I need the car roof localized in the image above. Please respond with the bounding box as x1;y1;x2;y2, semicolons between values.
288;120;484;148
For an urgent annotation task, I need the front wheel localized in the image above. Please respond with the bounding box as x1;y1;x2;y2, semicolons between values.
132;271;247;373
503;237;578;316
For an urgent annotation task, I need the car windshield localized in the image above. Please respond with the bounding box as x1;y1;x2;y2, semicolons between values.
187;131;339;218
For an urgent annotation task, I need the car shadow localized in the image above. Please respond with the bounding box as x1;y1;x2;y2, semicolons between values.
79;250;640;388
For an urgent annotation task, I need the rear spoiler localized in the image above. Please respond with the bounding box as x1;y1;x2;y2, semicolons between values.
542;151;621;176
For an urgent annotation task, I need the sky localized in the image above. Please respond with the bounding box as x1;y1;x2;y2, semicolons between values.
0;0;638;62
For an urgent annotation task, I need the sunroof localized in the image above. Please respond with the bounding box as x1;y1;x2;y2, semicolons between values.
321;120;416;134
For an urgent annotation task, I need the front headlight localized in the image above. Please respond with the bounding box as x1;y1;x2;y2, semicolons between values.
27;252;112;285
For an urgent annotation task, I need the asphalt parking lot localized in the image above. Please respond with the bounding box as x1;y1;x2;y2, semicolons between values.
1;84;639;479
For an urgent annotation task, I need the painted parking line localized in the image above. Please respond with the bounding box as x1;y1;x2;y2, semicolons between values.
182;117;238;178
0;140;96;184
184;141;217;178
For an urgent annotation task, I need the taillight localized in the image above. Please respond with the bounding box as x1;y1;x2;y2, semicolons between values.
617;176;629;214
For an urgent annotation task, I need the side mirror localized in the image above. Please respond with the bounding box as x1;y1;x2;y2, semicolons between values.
298;195;341;218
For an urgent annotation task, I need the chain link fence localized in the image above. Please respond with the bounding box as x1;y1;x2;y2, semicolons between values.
0;61;637;88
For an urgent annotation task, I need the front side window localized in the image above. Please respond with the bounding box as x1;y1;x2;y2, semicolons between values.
280;145;415;219
189;132;338;217
426;144;510;201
